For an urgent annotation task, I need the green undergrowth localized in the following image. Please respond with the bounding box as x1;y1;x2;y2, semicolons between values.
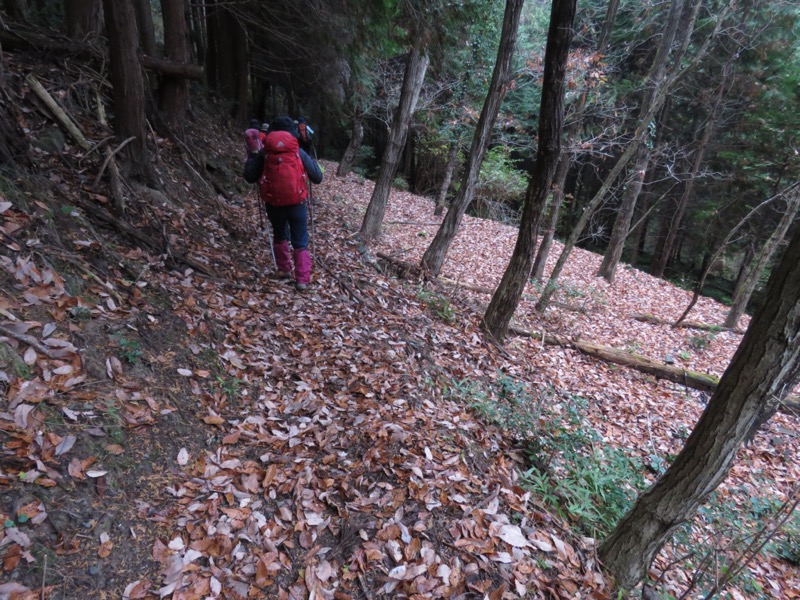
663;486;800;598
445;374;647;538
444;373;799;598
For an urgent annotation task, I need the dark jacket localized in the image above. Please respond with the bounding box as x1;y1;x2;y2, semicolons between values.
299;148;323;184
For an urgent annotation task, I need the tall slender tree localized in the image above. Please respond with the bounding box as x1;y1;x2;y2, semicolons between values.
531;0;619;281
599;221;800;590
64;0;104;39
102;0;151;180
360;40;430;239
724;188;800;329
536;0;732;310
595;0;694;283
482;0;577;342
159;0;191;129
419;0;525;276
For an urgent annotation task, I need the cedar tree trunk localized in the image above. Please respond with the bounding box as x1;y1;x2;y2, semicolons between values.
434;140;460;216
531;0;619;279
133;0;157;58
599;223;800;590
421;0;524;275
482;0;577;342
596;0;688;283
531;152;570;280
596;145;650;282
102;0;151;179
360;44;429;240
724;189;800;329
337;113;364;177
64;0;104;39
159;0;191;128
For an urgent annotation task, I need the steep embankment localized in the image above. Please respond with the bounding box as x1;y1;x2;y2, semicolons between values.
1;50;797;600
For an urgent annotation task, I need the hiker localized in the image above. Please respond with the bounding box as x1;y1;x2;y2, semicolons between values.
296;116;315;154
261;115;323;290
244;118;263;154
260;122;269;147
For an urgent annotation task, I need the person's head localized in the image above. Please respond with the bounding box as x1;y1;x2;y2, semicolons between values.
248;119;260;129
261;123;270;133
297;116;307;124
269;115;298;134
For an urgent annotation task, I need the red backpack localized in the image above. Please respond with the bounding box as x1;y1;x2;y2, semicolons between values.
260;131;308;207
244;128;262;154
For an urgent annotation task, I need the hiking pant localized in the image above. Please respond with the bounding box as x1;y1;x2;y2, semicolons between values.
266;202;312;285
265;202;308;249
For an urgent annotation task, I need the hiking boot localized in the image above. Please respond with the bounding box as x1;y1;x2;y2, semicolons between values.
274;241;292;274
275;270;292;280
294;248;312;288
295;282;308;291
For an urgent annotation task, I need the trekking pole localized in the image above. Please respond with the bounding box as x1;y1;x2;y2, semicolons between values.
308;184;316;261
255;185;277;270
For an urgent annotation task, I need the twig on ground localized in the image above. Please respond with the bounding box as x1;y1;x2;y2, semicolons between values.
0;324;57;359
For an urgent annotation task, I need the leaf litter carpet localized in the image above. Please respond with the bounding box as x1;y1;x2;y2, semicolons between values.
1;159;797;599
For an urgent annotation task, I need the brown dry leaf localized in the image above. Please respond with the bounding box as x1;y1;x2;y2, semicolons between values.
98;532;113;558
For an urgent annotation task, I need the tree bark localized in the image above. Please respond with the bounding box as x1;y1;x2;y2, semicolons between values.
481;0;577;343
158;0;191;128
102;0;151;180
595;0;687;283
337;113;364;177
724;189;800;329
140;55;203;80
433;140;460;216
596;145;650;282
531;152;569;280
600;222;800;589
132;0;157;58
530;0;619;281
537;0;712;311
359;43;429;240
63;0;104;39
420;0;525;275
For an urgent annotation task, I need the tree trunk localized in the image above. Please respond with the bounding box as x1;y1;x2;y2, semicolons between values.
537;0;698;311
724;189;800;329
230;13;249;124
596;145;650;282
595;0;687;283
652;67;730;279
337;113;364;177
158;0;191;129
434;140;460;216
531;151;570;280
530;0;619;281
188;0;205;63
102;0;151;180
63;0;104;39
133;0;157;58
599;223;800;590
359;44;429;240
482;0;577;343
420;0;524;275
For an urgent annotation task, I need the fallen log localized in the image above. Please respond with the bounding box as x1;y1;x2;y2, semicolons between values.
509;325;799;416
140;55;204;81
376;251;422;276
2;31;203;81
25;74;91;150
631;313;745;335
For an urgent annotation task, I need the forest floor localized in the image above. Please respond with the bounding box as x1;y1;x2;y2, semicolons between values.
1;50;799;600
